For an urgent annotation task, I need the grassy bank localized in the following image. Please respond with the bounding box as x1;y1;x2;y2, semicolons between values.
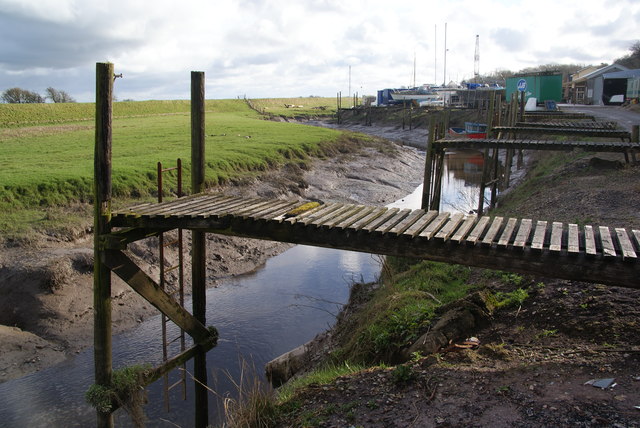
0;98;357;239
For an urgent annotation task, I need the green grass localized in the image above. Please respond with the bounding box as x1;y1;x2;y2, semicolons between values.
333;259;473;364
0;99;251;127
0;99;363;238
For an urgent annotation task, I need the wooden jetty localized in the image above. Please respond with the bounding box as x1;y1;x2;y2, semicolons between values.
92;66;639;427
109;193;640;290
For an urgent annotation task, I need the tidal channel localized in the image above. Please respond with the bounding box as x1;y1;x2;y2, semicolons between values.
0;149;493;427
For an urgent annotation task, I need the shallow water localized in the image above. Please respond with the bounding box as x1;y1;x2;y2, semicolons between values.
0;149;493;427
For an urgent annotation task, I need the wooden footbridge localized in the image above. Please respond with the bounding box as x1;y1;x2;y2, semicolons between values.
109;193;640;289
91;64;639;428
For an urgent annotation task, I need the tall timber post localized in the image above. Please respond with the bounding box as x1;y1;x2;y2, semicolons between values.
190;71;209;428
94;62;114;428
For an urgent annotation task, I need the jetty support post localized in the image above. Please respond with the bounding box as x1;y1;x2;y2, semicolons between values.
421;115;437;209
191;71;209;428
94;62;114;428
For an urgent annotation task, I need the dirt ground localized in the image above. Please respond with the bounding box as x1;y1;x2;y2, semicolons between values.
274;106;640;427
0;141;424;383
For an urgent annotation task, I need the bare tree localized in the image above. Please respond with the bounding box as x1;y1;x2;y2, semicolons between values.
45;87;76;103
1;87;45;103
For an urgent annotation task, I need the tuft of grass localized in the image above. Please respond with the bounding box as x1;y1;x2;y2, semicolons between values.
276;362;363;404
85;364;151;427
334;259;473;364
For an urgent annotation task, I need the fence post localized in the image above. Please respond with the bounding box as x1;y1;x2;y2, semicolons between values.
94;62;114;428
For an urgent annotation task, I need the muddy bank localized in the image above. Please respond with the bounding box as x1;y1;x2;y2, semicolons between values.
0;141;424;383
307;120;430;150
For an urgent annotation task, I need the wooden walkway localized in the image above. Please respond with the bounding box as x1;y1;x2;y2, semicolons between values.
433;138;638;153
110;194;640;289
514;121;618;130
492;125;631;139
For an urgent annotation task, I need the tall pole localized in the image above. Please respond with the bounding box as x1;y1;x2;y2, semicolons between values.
443;22;447;86
94;62;114;428
434;24;437;85
191;71;209;428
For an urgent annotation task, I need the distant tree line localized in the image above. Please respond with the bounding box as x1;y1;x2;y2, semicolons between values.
1;87;75;103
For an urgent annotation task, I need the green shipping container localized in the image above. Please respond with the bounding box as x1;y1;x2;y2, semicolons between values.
506;74;563;103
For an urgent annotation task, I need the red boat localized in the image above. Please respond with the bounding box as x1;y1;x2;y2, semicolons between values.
448;122;487;139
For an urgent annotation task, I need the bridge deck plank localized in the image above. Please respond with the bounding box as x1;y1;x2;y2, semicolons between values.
568;224;580;254
599;226;616;258
615;228;637;260
451;215;477;243
498;218;518;248
531;221;548;251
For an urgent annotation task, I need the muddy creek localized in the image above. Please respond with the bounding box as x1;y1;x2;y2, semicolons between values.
0;149;492;427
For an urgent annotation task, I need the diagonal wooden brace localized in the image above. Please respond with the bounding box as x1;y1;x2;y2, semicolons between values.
103;249;214;345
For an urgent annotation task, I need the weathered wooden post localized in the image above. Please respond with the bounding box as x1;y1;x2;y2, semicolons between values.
421;115;437;209
191;71;209;428
519;90;525;122
94;62;114;428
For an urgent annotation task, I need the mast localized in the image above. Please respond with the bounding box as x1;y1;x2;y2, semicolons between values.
443;22;447;86
434;24;437;84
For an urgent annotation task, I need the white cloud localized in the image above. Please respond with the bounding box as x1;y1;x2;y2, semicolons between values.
0;0;638;101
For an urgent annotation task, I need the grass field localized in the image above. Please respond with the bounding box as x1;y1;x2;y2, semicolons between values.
0;98;349;238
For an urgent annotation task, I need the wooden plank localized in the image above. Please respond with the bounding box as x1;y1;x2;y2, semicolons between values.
599;226;616;257
361;208;401;232
451;215;477;243
335;206;377;230
615;228;637;260
323;205;367;229
481;216;504;246
419;212;451;239
531;221;548;251
388;209;425;235
466;216;491;245
313;204;356;227
402;210;438;237
139;195;225;216
497;217;518;247
249;200;300;220
568;223;580;254
103;250;212;344
435;213;464;241
295;203;342;225
372;209;412;234
549;222;563;252
348;207;388;231
584;225;597;256
195;197;257;218
231;199;282;216
177;196;236;217
281;201;328;222
632;230;640;252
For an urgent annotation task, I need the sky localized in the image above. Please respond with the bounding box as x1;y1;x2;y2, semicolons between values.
1;0;639;103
